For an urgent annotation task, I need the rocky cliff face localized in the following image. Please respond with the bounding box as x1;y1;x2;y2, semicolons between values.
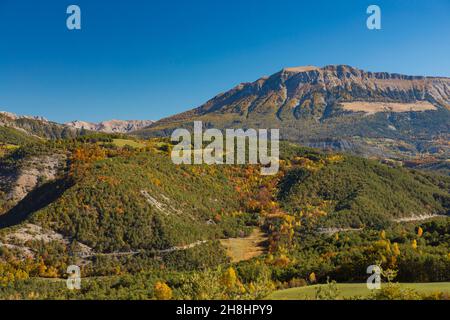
0;111;48;122
66;119;154;133
0;153;67;215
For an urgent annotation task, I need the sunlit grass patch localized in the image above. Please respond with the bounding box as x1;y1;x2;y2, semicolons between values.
267;282;450;300
220;228;267;263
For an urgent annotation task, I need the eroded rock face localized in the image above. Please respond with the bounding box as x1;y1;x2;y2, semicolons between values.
9;155;64;202
65;119;154;133
0;223;93;260
0;154;66;209
0;111;48;122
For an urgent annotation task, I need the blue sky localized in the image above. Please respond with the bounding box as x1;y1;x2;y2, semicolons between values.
0;0;449;123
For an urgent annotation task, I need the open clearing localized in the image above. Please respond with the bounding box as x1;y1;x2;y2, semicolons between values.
267;282;450;300
341;101;436;114
112;139;145;148
220;229;267;263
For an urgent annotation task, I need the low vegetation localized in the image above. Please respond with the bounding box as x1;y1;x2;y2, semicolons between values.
267;282;450;300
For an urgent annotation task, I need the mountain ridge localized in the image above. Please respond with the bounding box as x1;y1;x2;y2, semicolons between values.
0;111;154;138
135;64;450;159
154;64;450;123
65;119;154;134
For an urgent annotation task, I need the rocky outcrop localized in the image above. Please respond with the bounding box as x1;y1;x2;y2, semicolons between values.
8;155;65;202
0;111;48;122
66;119;154;133
0;154;66;212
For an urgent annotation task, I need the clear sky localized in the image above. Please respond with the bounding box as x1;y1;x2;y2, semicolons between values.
0;0;449;123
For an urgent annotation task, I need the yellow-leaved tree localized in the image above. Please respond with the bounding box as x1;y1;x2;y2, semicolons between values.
154;281;173;300
392;242;401;256
309;272;317;283
222;267;238;290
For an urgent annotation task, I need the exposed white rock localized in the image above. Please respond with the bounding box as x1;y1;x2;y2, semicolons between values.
66;119;154;133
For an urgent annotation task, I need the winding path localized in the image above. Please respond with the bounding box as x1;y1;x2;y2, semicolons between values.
83;240;209;258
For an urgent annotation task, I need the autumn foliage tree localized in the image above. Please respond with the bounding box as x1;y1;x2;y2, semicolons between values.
154;281;173;300
417;227;423;238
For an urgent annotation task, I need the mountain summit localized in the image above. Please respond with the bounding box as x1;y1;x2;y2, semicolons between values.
153;64;449;123
136;65;450;158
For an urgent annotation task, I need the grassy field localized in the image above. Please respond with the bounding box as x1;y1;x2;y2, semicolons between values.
219;229;267;263
267;282;450;300
111;139;145;148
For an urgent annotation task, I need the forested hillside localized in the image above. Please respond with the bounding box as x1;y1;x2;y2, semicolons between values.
0;135;448;299
0;112;82;140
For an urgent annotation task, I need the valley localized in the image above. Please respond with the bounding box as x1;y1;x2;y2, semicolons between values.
0;130;447;299
0;65;449;300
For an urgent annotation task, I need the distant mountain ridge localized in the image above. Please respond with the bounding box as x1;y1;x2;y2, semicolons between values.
0;111;154;139
136;65;450;159
0;111;48;122
65;119;154;134
0;111;80;140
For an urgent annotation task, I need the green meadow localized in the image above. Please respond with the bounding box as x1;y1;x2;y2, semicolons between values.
268;282;450;300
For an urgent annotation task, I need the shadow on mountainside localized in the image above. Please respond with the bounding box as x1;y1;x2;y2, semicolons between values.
0;178;72;229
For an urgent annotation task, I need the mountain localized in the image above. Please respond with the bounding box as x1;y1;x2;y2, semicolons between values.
0;111;48;122
0;111;81;140
135;65;450;159
66;119;154;133
0;111;154;141
0;67;449;300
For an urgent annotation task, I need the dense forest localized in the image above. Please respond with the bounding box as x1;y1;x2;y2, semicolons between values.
0;134;448;300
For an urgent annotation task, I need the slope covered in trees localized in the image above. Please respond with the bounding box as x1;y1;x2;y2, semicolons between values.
29;144;250;252
0;112;83;141
0;126;39;146
277;146;450;228
0;137;448;299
